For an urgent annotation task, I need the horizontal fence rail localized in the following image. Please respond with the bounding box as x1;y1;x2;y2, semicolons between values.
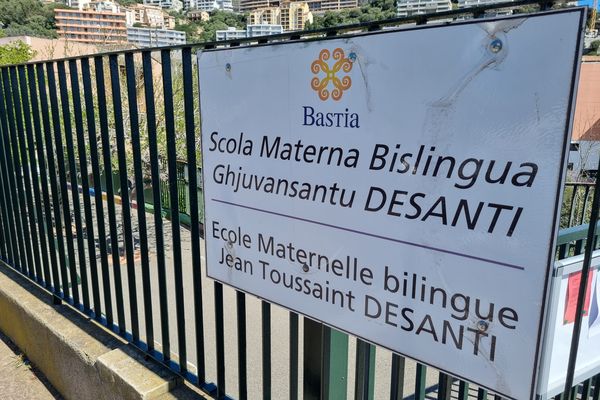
0;2;598;400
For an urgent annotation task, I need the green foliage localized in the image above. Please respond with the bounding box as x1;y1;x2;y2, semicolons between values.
590;40;600;52
305;1;397;30
174;10;246;42
0;0;66;39
0;40;36;66
118;0;144;5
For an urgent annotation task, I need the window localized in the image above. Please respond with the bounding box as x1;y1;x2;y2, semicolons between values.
570;143;580;151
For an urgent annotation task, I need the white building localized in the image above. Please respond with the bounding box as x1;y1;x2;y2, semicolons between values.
67;0;121;11
246;24;283;36
127;27;186;47
196;0;234;11
397;0;452;17
216;24;283;41
66;0;90;8
458;0;515;16
143;0;184;11
183;0;197;9
215;26;247;41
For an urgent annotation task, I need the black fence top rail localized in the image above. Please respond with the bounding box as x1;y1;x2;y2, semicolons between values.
2;0;578;68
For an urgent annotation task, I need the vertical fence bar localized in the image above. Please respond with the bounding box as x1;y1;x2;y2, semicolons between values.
593;375;600;400
262;301;272;400
33;64;61;292
414;364;427;400
161;49;187;372
477;388;488;400
582;379;592;400
0;197;5;261
458;381;469;400
564;157;600;400
8;66;41;281
0;150;9;262
0;68;30;276
46;61;75;300
0;85;20;270
57;61;88;309
0;175;7;260
289;312;299;400
568;188;577;227
108;53;139;342
182;46;206;383
69;59;102;317
94;55;126;332
390;354;405;400
580;185;591;225
236;291;247;400
303;319;325;400
215;281;226;399
438;373;453;400
81;58;112;324
124;52;154;351
18;65;49;285
329;330;349;400
355;339;375;400
142;50;170;361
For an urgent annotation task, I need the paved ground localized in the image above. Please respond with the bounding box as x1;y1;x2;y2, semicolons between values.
0;331;62;400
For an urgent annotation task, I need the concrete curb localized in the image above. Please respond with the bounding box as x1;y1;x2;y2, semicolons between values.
0;262;205;400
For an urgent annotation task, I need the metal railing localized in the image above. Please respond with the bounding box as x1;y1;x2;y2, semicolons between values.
562;182;597;229
0;2;598;400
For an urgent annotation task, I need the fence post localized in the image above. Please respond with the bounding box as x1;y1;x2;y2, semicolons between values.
303;319;349;400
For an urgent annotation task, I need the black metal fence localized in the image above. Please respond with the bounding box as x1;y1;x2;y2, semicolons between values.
0;2;599;400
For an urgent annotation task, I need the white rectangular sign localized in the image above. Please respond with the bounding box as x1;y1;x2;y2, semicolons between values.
198;9;584;399
538;252;600;398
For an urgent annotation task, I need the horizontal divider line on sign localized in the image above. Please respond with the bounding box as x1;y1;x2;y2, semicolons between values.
211;198;526;271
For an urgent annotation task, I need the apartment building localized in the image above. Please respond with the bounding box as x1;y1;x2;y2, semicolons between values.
280;2;312;30
85;0;122;12
127;27;187;46
215;27;248;41
304;0;358;11
216;24;283;40
195;0;235;11
458;0;515;15
247;24;284;36
143;0;184;11
397;0;451;16
241;0;356;13
248;7;281;24
66;0;121;11
239;0;278;12
55;8;127;43
65;0;90;8
248;2;312;31
125;4;175;29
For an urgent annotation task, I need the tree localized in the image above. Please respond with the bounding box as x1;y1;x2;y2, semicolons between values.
0;0;66;39
588;40;600;55
305;3;396;30
0;40;36;66
174;10;246;42
118;0;144;5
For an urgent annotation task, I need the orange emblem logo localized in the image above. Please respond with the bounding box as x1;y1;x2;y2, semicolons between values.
311;48;354;101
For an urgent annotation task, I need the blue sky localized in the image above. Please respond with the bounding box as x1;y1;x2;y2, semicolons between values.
579;0;600;9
